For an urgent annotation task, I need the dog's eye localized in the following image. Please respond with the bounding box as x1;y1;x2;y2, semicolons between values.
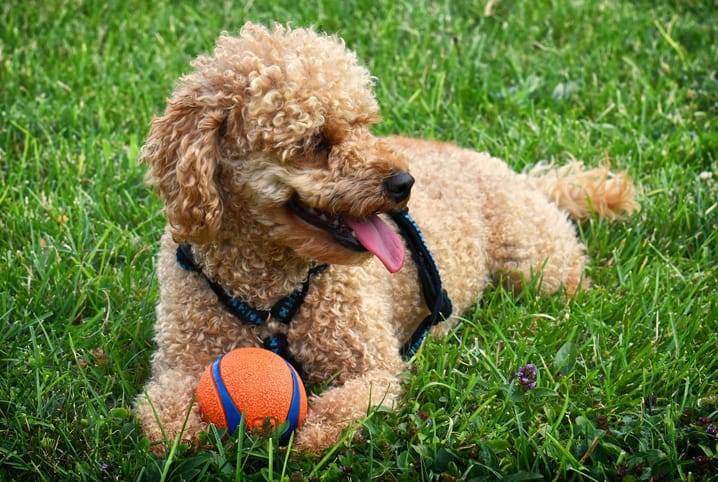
295;136;332;168
314;137;332;155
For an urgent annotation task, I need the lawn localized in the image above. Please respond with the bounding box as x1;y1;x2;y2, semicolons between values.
1;0;717;480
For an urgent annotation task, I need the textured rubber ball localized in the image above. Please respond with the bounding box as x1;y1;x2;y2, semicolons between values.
195;347;307;442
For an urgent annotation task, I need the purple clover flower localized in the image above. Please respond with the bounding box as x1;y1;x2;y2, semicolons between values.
707;424;718;437
516;363;538;391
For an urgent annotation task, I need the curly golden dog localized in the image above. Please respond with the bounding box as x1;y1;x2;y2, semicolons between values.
136;22;637;455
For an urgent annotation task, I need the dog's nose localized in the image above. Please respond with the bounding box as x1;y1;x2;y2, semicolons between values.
383;170;415;203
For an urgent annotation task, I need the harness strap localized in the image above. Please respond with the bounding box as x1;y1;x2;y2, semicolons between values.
176;243;326;373
177;244;326;327
390;208;453;358
176;207;452;366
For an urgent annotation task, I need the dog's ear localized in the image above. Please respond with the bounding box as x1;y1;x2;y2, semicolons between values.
141;94;226;243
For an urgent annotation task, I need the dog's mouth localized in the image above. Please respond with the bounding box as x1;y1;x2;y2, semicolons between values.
287;195;405;273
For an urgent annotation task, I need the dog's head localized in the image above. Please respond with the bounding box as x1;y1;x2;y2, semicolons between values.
142;23;412;272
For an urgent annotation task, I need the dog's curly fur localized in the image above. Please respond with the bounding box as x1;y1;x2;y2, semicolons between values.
136;22;638;455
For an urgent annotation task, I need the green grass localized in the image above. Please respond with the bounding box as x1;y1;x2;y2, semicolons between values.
1;0;717;480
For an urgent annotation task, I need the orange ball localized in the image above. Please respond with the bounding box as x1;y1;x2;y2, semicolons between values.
195;347;307;442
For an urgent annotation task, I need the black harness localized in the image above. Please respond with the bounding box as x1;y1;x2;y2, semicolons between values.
176;207;452;371
176;244;326;372
389;208;453;358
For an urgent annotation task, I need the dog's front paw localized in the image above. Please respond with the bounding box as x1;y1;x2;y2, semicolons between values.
292;406;357;454
135;371;208;457
291;370;403;453
137;396;207;457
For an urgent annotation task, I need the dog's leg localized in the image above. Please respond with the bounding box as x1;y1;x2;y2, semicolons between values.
483;180;589;296
293;368;403;453
487;162;637;296
135;369;206;456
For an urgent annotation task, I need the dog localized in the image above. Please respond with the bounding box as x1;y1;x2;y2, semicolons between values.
136;22;637;455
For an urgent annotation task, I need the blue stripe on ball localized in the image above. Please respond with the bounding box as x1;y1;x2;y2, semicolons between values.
211;355;244;434
281;360;301;444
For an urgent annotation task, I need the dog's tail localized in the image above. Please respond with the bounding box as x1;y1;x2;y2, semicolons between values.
524;160;639;222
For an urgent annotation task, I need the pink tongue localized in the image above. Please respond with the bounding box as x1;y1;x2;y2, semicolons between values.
346;215;405;273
